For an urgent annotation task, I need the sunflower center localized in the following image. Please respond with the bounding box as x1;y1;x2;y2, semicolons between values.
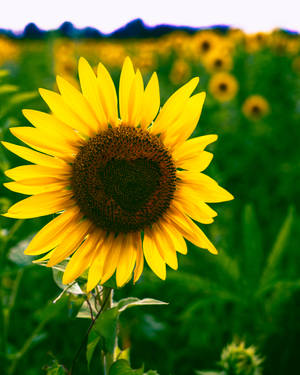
71;126;176;233
214;58;223;67
251;105;261;114
201;40;211;52
99;158;160;212
219;82;228;92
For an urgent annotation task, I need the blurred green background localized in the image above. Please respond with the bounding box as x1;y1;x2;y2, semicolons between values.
0;28;299;375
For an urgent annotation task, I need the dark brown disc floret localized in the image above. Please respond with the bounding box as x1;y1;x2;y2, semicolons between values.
71;126;177;233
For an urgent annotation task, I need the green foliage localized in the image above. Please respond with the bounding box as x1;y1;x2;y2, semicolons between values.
117;297;168;312
196;341;263;375
0;31;299;375
109;359;143;375
44;359;67;375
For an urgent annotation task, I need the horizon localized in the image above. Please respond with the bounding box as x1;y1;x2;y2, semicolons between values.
1;0;299;35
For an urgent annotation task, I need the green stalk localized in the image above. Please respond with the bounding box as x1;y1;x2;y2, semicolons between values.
102;287;114;375
0;219;24;371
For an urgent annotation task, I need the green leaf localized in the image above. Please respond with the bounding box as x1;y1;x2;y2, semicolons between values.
37;294;70;322
86;330;101;370
0;69;9;78
0;84;18;95
117;297;168;313
52;268;83;295
144;370;160;375
195;372;224;375
109;359;143;375
8;91;38;105
8;237;32;266
44;359;67;375
90;307;119;354
242;204;263;285
76;299;98;319
261;206;294;286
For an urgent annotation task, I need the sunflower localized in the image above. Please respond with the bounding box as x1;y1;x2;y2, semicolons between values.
208;72;239;102
169;58;191;85
193;31;220;58
203;48;233;73
242;95;270;120
2;57;233;290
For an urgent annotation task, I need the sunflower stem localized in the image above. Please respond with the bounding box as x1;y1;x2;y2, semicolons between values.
102;286;114;375
68;287;112;375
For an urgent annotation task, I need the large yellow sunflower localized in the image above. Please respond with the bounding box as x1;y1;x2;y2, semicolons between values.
2;57;233;291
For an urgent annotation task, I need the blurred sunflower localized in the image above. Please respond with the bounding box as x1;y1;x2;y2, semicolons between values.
193;31;220;57
203;48;233;73
169;58;191;85
2;57;233;290
242;95;270;120
208;72;239;102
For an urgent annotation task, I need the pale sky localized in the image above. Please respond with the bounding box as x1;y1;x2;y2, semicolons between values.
1;0;300;34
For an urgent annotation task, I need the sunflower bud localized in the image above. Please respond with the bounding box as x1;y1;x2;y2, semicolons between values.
219;341;263;375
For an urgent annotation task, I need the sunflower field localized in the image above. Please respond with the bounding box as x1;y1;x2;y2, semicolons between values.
0;28;299;375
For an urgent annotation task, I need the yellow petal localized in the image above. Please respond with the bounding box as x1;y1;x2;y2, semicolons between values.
56;75;100;133
33;250;55;263
174;188;216;224
5;164;70;181
25;207;81;255
160;220;188;255
175;151;213;172
173;196;213;224
177;171;234;203
163;92;206;148
127;69;144;127
151;77;199;135
47;219;92;267
176;183;218;219
172;134;218;159
4;181;66;195
119;57;135;124
133;232;144;283
10;127;74;159
97;62;119;127
39;88;91;136
166;205;218;254
78;57;107;130
140;72;160;129
152;223;178;270
4;190;74;219
1;142;67;169
86;233;114;292
18;177;67;186
63;230;105;284
116;233;137;287
143;227;166;280
22;109;82;146
100;234;123;284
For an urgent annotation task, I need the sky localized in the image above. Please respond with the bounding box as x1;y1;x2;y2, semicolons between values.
0;0;299;34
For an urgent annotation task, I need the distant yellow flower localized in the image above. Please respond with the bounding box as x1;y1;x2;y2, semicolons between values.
209;72;238;102
0;37;19;66
53;40;78;88
132;41;157;73
228;29;245;45
169;59;191;85
193;31;220;57
203;48;233;73
2;57;233;290
95;42;126;68
245;32;269;53
242;95;270;120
